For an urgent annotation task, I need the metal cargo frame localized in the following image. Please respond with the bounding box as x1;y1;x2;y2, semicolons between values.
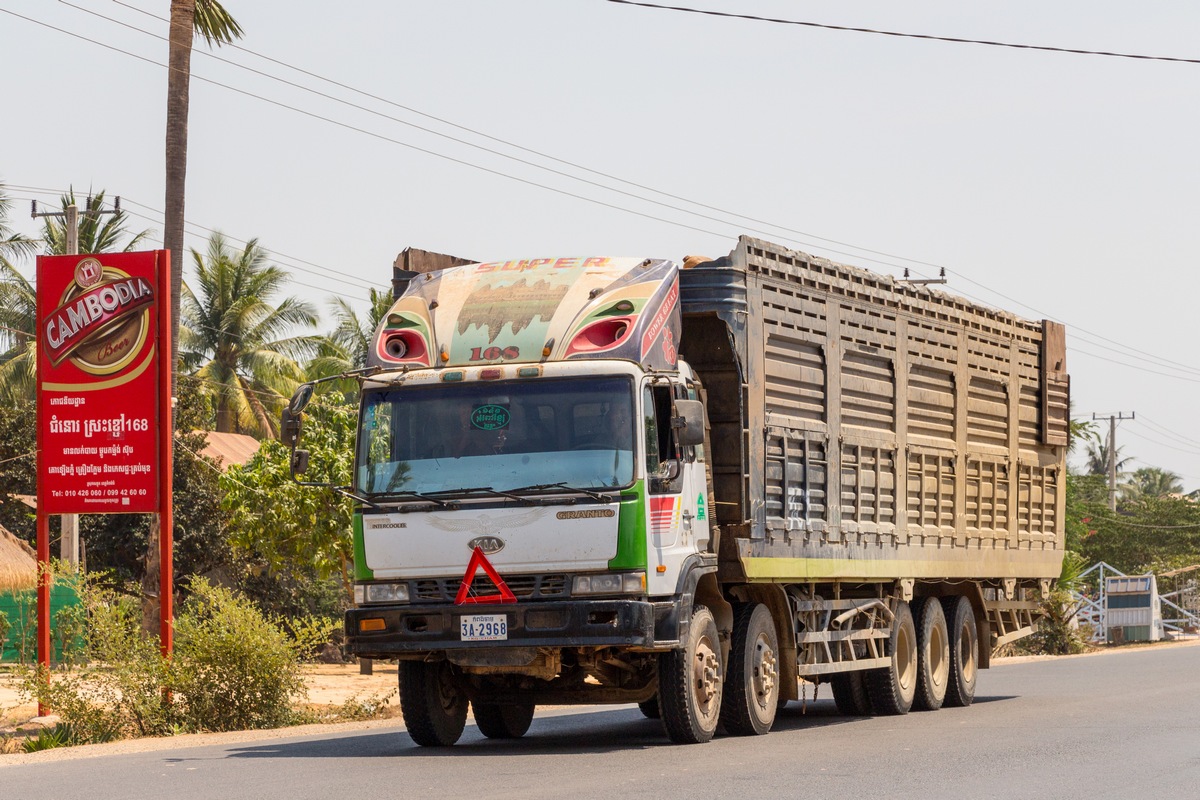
679;237;1067;584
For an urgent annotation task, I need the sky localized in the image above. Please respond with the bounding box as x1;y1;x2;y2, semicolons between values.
2;1;1199;489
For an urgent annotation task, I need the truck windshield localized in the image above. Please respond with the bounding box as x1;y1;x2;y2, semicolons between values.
357;376;636;497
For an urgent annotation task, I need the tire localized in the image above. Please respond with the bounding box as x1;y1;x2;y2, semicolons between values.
472;700;535;739
638;697;661;719
830;671;872;716
866;600;917;715
658;605;723;744
913;597;950;711
398;660;468;747
941;595;979;707
720;603;780;736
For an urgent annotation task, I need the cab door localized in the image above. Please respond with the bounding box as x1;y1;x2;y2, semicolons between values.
644;379;710;596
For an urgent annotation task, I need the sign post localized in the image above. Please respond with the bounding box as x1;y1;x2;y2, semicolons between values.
35;251;173;689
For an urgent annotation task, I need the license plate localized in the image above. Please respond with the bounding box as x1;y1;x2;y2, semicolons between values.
460;614;508;641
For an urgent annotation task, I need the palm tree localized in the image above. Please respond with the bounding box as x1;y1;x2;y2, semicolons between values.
1084;438;1134;478
0;181;38;266
180;233;318;436
0;262;36;405
39;189;153;255
1120;467;1185;503
307;289;394;379
165;1;244;404
0;185;152;403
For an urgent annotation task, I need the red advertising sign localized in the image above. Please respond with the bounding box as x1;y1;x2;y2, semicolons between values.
36;251;167;514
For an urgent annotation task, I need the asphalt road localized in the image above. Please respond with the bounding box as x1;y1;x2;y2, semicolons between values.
4;644;1199;800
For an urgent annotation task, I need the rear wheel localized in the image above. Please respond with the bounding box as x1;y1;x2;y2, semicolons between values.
720;603;780;736
638;697;661;719
472;700;535;739
913;597;950;711
866;600;917;715
658;605;722;744
399;661;468;747
830;671;872;716
941;595;979;707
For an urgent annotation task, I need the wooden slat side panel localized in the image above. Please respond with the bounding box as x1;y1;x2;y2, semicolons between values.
908;365;955;443
764;332;826;425
840;350;895;433
907;450;956;534
967;375;1008;450
839;444;897;541
965;458;1010;544
764;428;828;531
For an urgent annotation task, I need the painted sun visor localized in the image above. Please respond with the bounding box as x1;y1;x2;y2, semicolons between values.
368;257;681;371
360;505;619;579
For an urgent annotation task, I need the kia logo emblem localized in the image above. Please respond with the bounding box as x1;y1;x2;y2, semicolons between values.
468;536;505;554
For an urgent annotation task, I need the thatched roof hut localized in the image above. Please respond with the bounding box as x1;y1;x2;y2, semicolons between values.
0;525;37;593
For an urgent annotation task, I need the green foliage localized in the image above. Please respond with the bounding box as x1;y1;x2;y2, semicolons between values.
0;397;35;542
0;610;9;657
1022;552;1092;656
38;189;153;256
1077;495;1200;573
324;689;397;722
221;395;356;584
282;613;340;662
20;577;312;744
180;232;318;436
172;579;307;731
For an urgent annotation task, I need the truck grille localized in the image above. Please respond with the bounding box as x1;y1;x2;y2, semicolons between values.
411;573;568;602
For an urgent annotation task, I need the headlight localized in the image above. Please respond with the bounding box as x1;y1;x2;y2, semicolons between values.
572;572;646;596
363;582;410;603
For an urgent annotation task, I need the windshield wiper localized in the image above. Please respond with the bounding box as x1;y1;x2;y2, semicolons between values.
370;490;455;508
426;486;537;506
509;482;610;503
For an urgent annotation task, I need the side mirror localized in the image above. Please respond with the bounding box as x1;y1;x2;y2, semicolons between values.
291;449;311;476
288;383;315;415
672;399;706;447
280;406;303;448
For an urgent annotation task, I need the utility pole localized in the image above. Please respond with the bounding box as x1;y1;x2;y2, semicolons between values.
1093;411;1135;511
31;196;122;567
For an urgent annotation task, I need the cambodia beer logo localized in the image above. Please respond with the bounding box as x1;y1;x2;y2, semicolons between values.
43;257;154;375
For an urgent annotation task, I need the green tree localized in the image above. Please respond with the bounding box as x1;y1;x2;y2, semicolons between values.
165;1;244;400
1120;466;1184;503
82;377;233;585
0;181;38;265
180;233;318;436
0;262;37;405
220;395;356;595
1084;438;1134;477
38;189;153;255
0;183;39;405
307;289;393;380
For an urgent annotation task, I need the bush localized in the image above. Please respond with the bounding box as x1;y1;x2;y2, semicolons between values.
171;579;308;731
20;577;310;742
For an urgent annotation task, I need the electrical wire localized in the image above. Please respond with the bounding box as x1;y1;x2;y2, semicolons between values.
11;7;1200;391
608;1;1200;66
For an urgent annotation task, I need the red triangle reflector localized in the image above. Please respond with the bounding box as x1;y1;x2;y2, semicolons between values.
454;546;517;605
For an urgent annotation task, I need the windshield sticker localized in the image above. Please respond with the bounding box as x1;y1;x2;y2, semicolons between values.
470;405;510;430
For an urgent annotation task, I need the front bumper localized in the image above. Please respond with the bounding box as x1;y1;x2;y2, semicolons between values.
345;599;659;658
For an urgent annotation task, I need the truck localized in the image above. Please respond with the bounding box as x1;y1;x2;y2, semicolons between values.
282;236;1069;745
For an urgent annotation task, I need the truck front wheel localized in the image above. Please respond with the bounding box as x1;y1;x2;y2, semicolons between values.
866;600;917;715
399;660;468;747
720;603;780;735
472;700;535;739
658;605;722;743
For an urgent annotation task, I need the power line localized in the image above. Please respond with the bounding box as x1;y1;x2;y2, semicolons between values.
608;1;1200;66
12;7;1200;392
0;7;740;244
